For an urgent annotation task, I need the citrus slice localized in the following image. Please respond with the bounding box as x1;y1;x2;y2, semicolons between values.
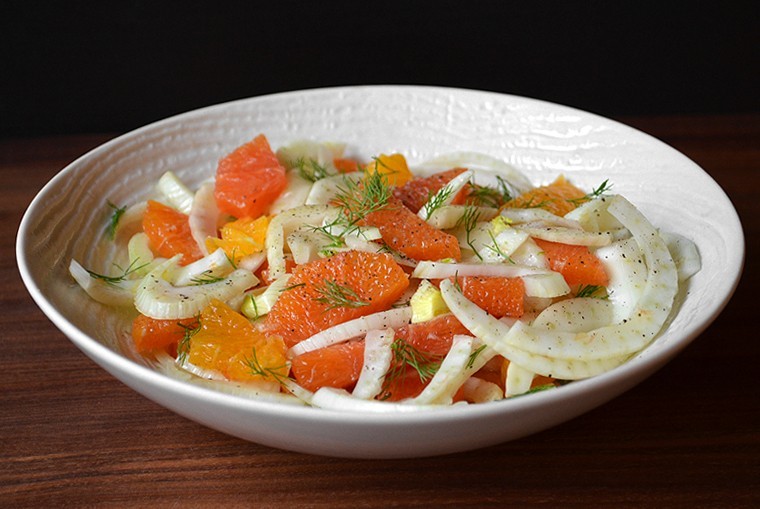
187;298;287;383
364;154;413;186
395;313;469;356
214;134;288;219
378;314;469;401
265;251;409;347
142;200;203;265
503;175;586;216
290;339;365;392
131;314;199;354
452;276;525;318
393;168;468;213
363;198;462;261
206;215;270;265
533;238;609;287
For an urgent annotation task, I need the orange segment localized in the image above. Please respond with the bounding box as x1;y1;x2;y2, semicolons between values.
364;153;413;186
206;215;269;264
533;238;609;287
214;134;288;219
188;299;287;383
503;175;586;216
265;251;410;347
380;365;430;402
393;168;468;213
290;340;365;392
452;276;525;318
142;200;203;265
379;314;469;401
131;314;199;355
363;198;462;261
333;157;360;173
395;313;469;357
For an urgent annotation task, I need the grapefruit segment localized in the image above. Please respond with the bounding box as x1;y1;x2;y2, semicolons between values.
265;251;409;347
393;168;468;213
142;200;203;265
503;175;586;217
131;314;199;354
533;238;609;287
453;276;525;318
291;339;365;391
363;198;462;262
214;134;288;219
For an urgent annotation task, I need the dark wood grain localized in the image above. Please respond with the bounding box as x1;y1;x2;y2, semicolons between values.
2;116;758;508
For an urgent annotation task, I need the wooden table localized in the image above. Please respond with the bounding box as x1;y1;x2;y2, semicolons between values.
2;115;758;507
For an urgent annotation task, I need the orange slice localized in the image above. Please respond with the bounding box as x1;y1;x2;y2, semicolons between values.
265;251;409;347
214;134;288;219
290;339;365;392
533;238;609;287
188;299;287;383
503;175;586;216
142;200;203;265
363;197;462;261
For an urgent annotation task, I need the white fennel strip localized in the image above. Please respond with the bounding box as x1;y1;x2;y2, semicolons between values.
409;335;494;406
134;256;259;319
439;278;628;379
288;307;413;358
157;171;194;214
498;195;678;361
352;329;395;400
188;182;219;256
417;170;472;221
69;259;140;307
265;204;334;281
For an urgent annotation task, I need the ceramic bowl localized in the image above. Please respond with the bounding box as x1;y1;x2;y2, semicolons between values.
17;86;743;458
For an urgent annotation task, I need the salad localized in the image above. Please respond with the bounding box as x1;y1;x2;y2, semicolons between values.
69;134;701;411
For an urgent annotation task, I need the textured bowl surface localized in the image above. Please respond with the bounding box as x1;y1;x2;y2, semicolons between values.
17;86;743;458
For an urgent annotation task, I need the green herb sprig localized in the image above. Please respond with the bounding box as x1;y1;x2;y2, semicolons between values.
85;258;148;286
313;280;369;310
106;201;127;240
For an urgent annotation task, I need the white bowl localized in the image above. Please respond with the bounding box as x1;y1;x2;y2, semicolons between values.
17;86;743;458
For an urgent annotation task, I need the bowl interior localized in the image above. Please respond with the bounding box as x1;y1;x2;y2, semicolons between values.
17;86;744;457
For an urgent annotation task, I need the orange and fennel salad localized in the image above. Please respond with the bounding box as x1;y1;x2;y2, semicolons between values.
70;134;701;411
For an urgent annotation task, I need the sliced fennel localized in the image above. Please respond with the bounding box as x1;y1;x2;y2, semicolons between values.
477;226;530;263
69;259;140;307
412;261;551;279
127;233;156;278
170;248;235;287
305;172;363;206
426;205;498;230
417;170;472;221
504;362;536;397
188;182;219;256
459;377;504;403
134;256;259;319
440;194;678;378
288;307;412;357
352;329;395;400
413;151;533;195
241;274;292;320
439;278;628;379
516;225;614;247
265;204;334;281
157;171;194;214
661;231;701;282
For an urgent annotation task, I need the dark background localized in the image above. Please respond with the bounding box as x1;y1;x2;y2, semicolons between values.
2;1;758;139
